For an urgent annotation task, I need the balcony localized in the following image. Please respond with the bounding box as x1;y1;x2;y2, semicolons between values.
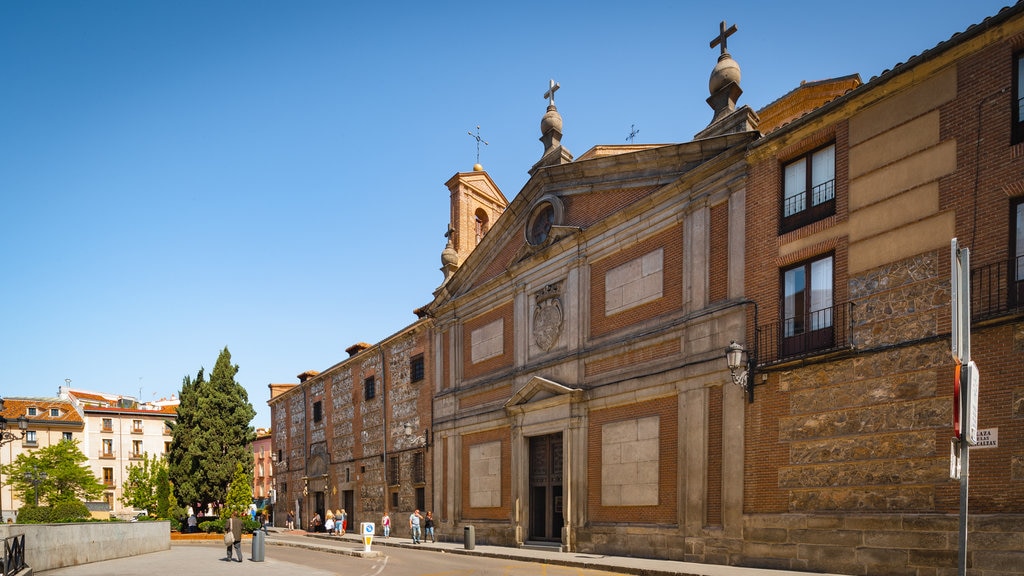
99;450;116;459
129;452;144;460
970;257;1024;323
756;302;853;366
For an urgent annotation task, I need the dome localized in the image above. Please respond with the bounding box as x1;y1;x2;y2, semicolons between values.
709;54;741;95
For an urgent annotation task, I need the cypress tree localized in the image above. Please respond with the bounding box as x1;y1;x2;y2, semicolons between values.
168;347;256;513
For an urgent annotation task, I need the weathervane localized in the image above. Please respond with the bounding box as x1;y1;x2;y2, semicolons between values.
626;124;639;143
467;125;489;164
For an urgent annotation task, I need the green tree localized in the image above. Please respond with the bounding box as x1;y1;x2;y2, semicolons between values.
120;453;164;513
168;346;256;513
155;466;171;518
8;439;104;506
224;462;253;517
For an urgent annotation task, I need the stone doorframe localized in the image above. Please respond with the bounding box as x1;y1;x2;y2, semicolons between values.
505;376;586;552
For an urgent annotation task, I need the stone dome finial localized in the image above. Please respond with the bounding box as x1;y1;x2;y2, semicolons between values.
705;20;743;126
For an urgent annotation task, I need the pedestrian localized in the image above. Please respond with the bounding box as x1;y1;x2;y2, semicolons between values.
187;512;198;534
424;511;435;543
381;511;391;539
338;509;347;536
286;510;294;530
409;509;423;544
324;514;335;535
225;511;243;562
310;512;322;532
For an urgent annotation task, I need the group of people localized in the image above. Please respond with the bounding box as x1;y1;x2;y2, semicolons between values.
407;509;435;544
306;508;348;534
283;507;435;544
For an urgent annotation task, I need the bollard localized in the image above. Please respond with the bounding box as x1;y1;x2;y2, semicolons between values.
251;529;265;562
464;525;475;550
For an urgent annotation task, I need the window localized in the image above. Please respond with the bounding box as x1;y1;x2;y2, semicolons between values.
62;432;73;441
782;144;835;232
410;355;425;383
50;408;60;417
164;441;172;454
781;255;834;357
102;418;113;431
389;456;400;486
132;440;143;457
413;451;425;484
103;467;115;487
475;208;489;244
25;430;37;445
102;438;114;457
313;401;322;423
364;376;376;401
1015;53;1024;144
278;449;283;463
132;419;143;432
391;491;399;509
27;407;37;416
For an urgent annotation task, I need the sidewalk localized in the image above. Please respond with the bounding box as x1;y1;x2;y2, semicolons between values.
39;528;851;576
266;529;847;576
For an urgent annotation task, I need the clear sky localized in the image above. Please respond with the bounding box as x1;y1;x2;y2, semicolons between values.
1;0;1011;429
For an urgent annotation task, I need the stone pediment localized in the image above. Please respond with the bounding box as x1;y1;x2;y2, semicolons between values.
505;376;583;409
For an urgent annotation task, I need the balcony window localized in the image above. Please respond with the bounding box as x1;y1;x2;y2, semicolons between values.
1015;52;1024;144
132;419;143;433
24;430;37;446
782;144;835;232
782;255;834;357
102;418;113;432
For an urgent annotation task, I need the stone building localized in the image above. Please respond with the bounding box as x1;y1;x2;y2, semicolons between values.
251;428;273;514
268;4;1024;573
425;18;756;558
740;5;1024;572
267;319;433;532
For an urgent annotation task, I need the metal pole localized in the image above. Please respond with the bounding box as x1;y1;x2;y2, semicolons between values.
954;243;971;576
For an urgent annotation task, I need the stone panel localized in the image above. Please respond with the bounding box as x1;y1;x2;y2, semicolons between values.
781;397;945;439
779;457;948;488
789;486;934;511
789;430;935;464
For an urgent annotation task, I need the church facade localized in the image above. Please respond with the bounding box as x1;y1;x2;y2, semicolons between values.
270;4;1024;573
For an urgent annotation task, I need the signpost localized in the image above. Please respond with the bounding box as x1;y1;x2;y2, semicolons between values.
950;238;975;576
361;521;375;552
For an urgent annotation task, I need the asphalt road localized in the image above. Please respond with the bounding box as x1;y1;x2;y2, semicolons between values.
39;541;633;576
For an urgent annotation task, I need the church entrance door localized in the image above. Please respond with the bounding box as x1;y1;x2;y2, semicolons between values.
528;432;563;542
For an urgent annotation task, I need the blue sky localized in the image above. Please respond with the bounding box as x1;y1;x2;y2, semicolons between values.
1;1;1010;429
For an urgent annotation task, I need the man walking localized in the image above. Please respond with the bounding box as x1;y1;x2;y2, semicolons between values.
409;509;423;544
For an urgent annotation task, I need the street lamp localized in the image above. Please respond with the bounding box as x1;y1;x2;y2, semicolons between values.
725;341;756;403
24;466;47;507
0;397;30;522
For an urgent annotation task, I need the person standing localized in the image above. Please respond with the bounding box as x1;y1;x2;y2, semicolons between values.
286;510;294;530
424;511;435;543
225;511;243;562
187;512;198;534
409;509;423;544
381;511;391;539
338;509;347;536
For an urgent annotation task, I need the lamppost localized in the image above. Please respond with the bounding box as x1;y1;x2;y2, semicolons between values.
0;397;30;521
24;466;47;507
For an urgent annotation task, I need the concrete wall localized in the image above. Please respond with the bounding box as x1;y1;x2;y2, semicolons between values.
0;521;170;572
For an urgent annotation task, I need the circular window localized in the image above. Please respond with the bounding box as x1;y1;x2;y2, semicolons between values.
526;202;555;246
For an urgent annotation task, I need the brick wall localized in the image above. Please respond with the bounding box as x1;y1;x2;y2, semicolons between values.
589;224;683;338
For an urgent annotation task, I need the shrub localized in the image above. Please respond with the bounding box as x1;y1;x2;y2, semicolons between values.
51;501;90;523
15;506;52;524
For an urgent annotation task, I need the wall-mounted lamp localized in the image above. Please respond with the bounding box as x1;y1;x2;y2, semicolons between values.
725;341;756;403
0;397;30;447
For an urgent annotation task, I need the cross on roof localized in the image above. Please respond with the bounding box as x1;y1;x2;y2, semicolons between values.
626;124;639;143
710;20;738;56
543;79;560;106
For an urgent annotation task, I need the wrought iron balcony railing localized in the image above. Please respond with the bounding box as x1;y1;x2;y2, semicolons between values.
970;257;1024;322
756;302;853;366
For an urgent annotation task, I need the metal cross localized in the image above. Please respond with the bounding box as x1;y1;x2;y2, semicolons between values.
626;124;639;143
710;20;738;56
467;125;488;164
543;79;560;106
